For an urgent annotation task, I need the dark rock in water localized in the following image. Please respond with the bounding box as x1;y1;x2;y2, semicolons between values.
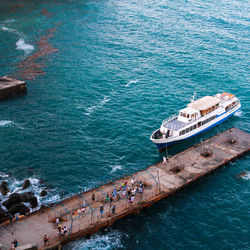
21;192;35;202
22;179;31;189
8;202;30;215
30;197;38;208
3;192;38;210
21;192;38;208
2;193;23;209
40;190;47;197
0;181;9;195
0;206;6;216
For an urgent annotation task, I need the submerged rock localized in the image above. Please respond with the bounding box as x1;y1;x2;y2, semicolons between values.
8;202;30;215
40;190;47;197
0;181;9;195
22;179;31;189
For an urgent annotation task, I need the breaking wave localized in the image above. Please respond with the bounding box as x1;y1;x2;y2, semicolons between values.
0;174;60;213
111;165;123;173
241;171;250;180
125;79;138;87
0;120;25;129
65;230;126;250
0;120;14;127
0;25;22;36
1;23;34;55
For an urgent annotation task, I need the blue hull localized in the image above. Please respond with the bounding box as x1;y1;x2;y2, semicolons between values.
155;107;240;151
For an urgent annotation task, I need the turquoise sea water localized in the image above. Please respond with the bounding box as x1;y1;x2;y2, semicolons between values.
0;0;249;249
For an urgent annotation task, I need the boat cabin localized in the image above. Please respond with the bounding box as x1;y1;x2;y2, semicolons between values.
178;107;199;123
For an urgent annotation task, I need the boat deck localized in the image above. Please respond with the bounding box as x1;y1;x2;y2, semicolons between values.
162;117;186;131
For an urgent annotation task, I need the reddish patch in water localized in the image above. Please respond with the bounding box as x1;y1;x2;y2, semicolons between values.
10;3;25;13
41;8;52;18
17;23;61;81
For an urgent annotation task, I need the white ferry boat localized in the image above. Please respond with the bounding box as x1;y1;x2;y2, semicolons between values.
150;93;241;150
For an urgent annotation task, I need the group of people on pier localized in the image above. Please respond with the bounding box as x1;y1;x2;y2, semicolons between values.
99;178;145;217
55;217;68;237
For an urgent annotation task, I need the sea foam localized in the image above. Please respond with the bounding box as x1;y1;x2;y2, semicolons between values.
65;230;125;250
125;79;138;87
234;110;242;117
0;25;22;36
16;38;34;54
111;165;123;173
242;171;250;180
85;95;110;116
0;120;14;127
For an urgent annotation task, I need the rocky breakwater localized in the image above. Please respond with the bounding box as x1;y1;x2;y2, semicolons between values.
0;179;47;224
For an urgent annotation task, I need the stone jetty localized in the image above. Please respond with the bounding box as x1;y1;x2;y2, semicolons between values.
0;76;26;100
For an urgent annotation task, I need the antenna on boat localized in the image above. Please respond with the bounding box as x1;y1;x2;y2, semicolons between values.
191;91;196;103
190;91;196;108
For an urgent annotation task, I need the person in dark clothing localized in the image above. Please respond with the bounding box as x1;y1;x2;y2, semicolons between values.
100;205;104;217
12;239;18;248
8;214;13;225
43;235;49;246
112;205;116;214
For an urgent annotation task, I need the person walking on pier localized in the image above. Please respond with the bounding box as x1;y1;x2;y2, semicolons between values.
11;239;18;249
81;206;86;215
112;204;116;214
58;224;62;236
131;195;135;204
131;179;135;186
8;214;13;226
63;226;68;236
92;193;95;201
43;235;49;246
56;217;59;226
100;205;104;217
106;193;110;203
110;196;113;204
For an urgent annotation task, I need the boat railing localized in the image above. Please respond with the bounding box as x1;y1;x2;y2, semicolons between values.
162;114;178;125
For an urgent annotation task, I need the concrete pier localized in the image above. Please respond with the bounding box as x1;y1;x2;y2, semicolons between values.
0;76;26;100
0;128;249;249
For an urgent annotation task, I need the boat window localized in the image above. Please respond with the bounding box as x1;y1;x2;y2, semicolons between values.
202;115;216;125
179;130;185;136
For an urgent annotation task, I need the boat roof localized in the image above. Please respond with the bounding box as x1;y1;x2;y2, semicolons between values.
188;96;220;111
179;107;198;114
